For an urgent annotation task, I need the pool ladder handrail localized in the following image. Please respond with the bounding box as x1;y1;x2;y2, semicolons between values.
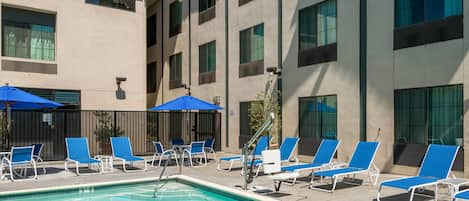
153;153;172;198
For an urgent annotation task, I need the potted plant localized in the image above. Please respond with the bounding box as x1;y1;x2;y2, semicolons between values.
93;111;124;155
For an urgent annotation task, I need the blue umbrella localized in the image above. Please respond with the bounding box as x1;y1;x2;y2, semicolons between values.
149;95;222;146
0;85;63;147
0;85;63;109
149;95;223;111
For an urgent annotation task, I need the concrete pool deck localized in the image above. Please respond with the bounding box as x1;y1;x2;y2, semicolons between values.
0;153;453;201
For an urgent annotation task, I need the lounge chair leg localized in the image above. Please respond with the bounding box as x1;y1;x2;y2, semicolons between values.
152;154;157;167
376;185;382;201
274;180;282;192
32;161;38;180
158;155;163;168
75;163;81;176
331;176;338;192
409;188;416;201
203;153;207;167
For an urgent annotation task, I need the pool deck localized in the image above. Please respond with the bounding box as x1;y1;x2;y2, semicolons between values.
0;153;450;201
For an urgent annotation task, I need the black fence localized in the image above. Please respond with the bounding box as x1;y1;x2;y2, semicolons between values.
0;110;221;161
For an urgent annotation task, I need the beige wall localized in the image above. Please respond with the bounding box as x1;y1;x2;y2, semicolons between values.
282;0;361;163
367;0;467;176
147;0;163;108
0;0;147;111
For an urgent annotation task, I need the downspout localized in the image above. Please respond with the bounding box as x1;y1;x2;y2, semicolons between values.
359;0;367;141
188;0;192;87
224;0;229;147
161;0;165;103
277;0;282;144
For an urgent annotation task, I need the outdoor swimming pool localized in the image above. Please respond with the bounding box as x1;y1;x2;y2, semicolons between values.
0;177;260;201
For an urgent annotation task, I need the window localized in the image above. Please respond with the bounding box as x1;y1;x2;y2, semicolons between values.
240;24;264;64
21;88;81;109
199;41;216;74
2;7;56;61
299;0;337;51
199;0;216;24
395;85;463;146
199;41;216;84
299;95;337;156
147;62;157;93
169;53;182;89
85;0;136;12
147;14;156;47
169;1;182;37
395;0;462;28
199;0;215;12
239;101;262;148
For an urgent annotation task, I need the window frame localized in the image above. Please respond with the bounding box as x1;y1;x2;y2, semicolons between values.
169;0;182;37
2;6;57;62
298;95;338;156
169;53;182;89
147;13;157;47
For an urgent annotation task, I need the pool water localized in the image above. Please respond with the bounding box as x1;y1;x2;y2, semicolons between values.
1;180;254;201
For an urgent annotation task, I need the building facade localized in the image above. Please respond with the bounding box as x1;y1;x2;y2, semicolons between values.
0;0;147;111
147;0;469;176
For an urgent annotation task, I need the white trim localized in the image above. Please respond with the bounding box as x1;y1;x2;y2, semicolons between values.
0;175;276;201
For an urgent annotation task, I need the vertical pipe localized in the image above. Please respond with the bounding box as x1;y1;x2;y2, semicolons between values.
188;0;192;86
277;0;282;145
224;0;229;147
359;0;367;141
161;0;165;103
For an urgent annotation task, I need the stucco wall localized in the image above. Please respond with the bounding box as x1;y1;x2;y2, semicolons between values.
0;0;147;111
282;0;361;163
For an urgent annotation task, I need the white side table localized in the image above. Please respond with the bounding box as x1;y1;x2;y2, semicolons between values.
94;155;114;172
439;178;469;197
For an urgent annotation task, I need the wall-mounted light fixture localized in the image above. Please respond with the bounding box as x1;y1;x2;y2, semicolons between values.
180;83;191;96
116;77;127;100
213;96;221;105
266;66;281;76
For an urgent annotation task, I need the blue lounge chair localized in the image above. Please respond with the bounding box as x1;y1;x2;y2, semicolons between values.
454;189;469;201
377;144;459;201
110;137;147;172
204;137;216;160
280;139;340;184
65;137;103;176
310;141;380;192
183;141;207;167
248;137;300;177
217;136;270;172
1;146;37;181
32;143;46;174
152;141;178;167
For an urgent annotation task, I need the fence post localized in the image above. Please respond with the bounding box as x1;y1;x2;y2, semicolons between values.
113;111;117;137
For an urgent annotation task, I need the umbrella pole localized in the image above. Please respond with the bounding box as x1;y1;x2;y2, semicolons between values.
4;103;9;148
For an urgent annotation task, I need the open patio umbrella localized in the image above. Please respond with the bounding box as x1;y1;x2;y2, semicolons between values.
149;95;223;142
0;85;63;147
149;95;223;111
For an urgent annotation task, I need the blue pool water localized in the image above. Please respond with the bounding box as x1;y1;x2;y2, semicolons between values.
1;180;255;201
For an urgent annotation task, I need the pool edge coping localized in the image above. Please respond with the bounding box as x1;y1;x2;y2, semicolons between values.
0;175;278;201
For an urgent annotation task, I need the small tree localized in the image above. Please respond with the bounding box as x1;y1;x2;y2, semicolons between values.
248;78;281;143
93;111;124;154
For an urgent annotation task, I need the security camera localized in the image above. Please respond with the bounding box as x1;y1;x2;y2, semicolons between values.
266;67;281;75
116;77;127;84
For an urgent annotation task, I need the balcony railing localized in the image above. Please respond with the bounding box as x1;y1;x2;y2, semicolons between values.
86;0;136;12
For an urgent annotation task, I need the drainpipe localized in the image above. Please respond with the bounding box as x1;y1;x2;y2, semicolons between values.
359;0;367;141
224;0;229;147
277;0;282;145
161;0;165;103
188;0;192;87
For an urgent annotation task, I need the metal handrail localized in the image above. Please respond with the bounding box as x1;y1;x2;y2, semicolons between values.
152;154;172;198
242;113;274;190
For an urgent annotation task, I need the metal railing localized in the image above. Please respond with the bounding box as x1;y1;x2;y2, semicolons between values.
0;110;221;160
242;113;274;190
